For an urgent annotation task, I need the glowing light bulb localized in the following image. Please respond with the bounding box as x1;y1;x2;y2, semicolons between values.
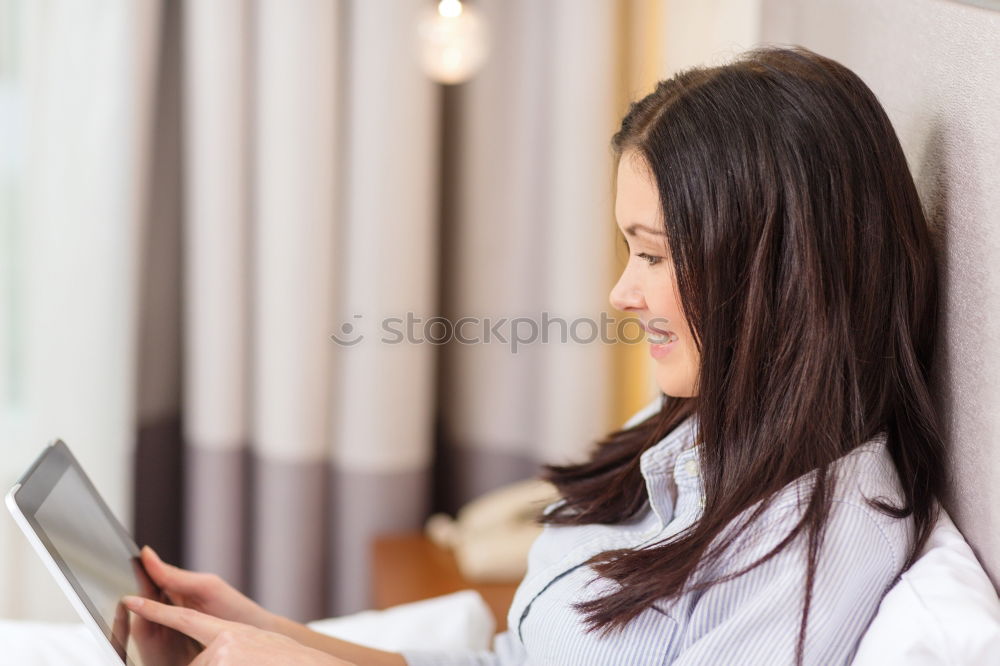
438;0;462;18
416;0;490;85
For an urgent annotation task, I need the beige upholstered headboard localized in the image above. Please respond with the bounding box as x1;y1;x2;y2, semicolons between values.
760;0;1000;589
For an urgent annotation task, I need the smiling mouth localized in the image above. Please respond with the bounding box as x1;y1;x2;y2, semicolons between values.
648;332;678;344
643;322;678;344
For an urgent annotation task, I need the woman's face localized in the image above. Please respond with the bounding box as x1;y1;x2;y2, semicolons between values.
609;150;700;398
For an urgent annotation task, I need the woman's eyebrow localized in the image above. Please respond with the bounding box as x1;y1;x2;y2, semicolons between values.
624;223;665;236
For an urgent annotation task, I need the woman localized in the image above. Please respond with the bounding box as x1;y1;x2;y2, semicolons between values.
123;44;944;665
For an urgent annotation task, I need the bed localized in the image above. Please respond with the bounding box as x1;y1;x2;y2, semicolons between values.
1;503;997;665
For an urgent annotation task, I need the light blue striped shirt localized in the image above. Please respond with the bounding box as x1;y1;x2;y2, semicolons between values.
401;399;914;665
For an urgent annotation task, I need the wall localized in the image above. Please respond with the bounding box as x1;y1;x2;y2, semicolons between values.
761;0;1000;588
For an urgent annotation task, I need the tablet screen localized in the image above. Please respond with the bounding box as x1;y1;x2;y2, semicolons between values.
11;441;201;665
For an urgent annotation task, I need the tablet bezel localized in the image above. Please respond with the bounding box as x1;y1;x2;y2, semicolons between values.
6;439;152;665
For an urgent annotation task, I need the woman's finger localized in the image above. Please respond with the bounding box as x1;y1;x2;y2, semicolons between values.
122;595;231;646
141;546;203;594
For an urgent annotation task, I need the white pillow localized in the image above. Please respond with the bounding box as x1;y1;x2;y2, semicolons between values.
0;620;107;666
852;501;1000;665
307;589;495;652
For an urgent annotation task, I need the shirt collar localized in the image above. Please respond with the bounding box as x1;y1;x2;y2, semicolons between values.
639;411;701;477
639;412;705;528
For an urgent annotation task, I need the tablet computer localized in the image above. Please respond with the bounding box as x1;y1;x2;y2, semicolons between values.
5;439;202;665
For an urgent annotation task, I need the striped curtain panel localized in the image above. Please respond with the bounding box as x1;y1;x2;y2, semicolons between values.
0;0;162;622
164;0;627;622
174;0;439;622
438;0;619;511
130;0;760;626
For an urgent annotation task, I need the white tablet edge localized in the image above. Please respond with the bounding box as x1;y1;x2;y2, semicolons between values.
5;482;128;666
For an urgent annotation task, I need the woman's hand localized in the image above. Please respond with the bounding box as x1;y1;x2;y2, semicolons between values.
125;553;204;665
122;595;356;666
136;545;406;666
139;545;277;631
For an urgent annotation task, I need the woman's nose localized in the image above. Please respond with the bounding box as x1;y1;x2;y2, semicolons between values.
609;269;643;312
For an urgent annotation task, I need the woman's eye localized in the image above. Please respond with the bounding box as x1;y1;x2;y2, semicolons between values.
636;252;662;266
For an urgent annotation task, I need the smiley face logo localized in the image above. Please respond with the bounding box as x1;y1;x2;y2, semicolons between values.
331;315;364;346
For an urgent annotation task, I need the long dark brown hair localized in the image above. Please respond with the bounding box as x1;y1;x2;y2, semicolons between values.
537;44;944;664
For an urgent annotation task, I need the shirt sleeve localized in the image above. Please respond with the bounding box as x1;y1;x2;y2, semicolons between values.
668;501;902;666
399;628;528;666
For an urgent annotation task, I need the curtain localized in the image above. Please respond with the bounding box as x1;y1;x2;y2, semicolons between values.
163;0;631;622
146;0;637;622
0;0;162;621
